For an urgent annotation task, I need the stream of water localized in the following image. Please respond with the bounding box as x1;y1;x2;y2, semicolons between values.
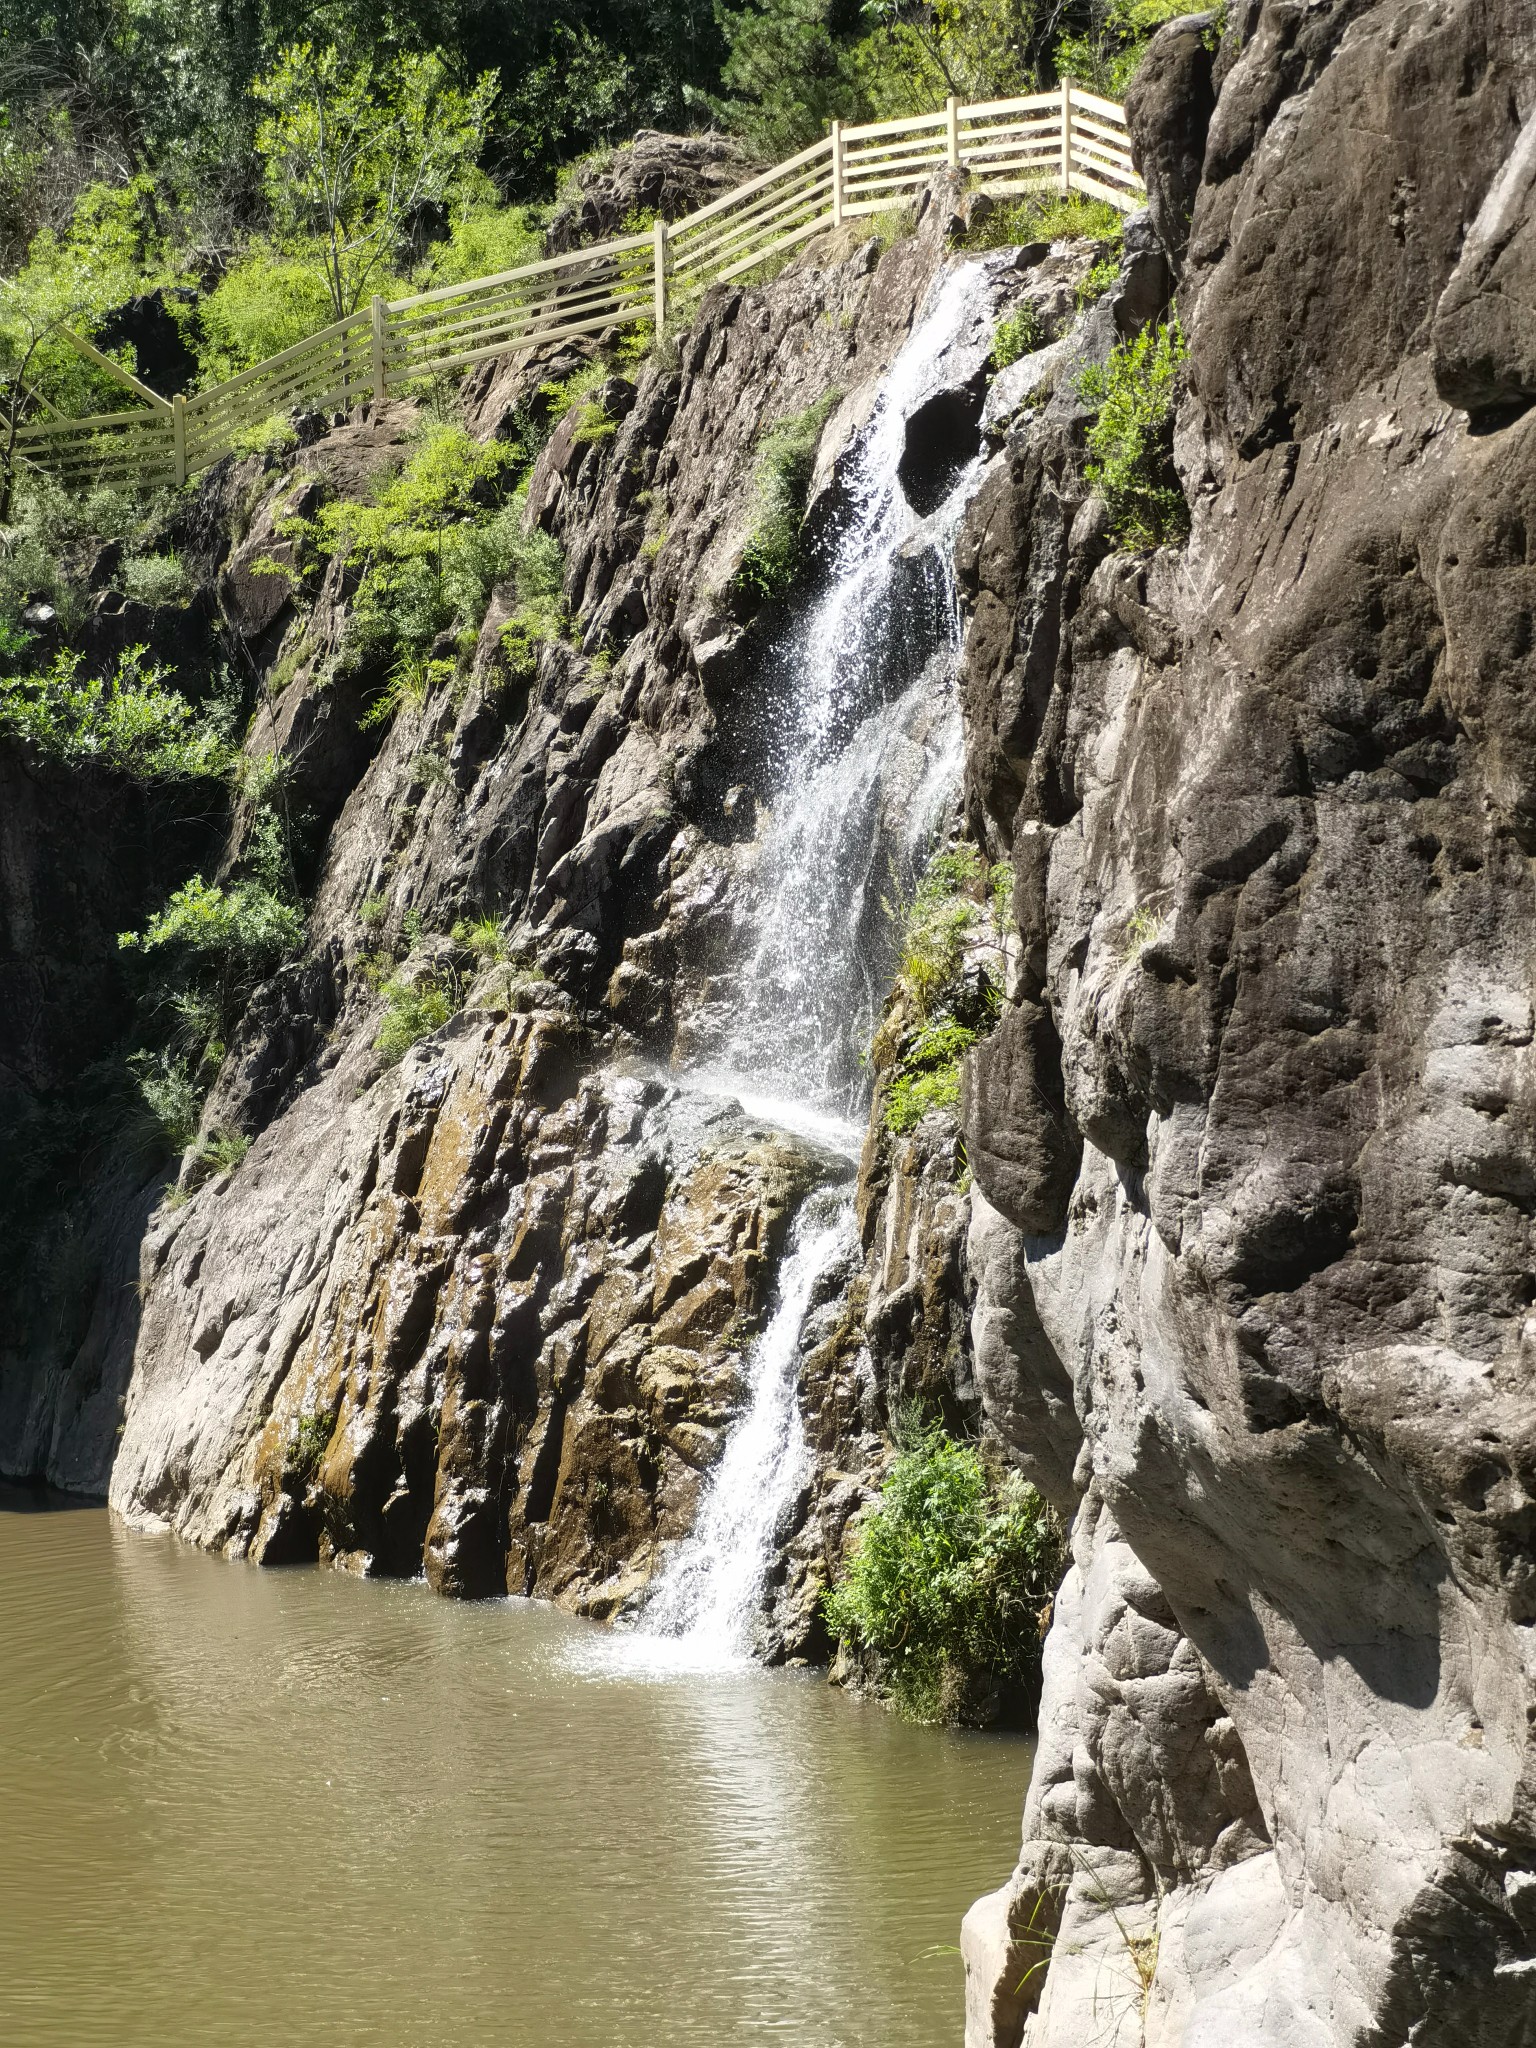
635;260;1003;1660
0;1492;1031;2048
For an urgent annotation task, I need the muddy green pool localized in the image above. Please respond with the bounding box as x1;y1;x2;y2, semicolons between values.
0;1490;1030;2047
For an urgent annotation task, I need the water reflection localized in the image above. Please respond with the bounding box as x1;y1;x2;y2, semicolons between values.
0;1508;1030;2047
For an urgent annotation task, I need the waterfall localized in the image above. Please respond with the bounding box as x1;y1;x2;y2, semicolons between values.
630;1193;855;1667
618;257;1007;1668
698;257;1003;1125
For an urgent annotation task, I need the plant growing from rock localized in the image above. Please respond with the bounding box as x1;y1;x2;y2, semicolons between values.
872;841;1010;1138
374;970;455;1066
991;301;1044;370
0;646;235;780
1078;316;1188;549
824;1419;1063;1723
960;189;1124;253
733;390;840;606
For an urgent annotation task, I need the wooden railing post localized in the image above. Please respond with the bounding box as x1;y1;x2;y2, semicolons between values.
830;120;844;227
1060;77;1074;195
371;296;388;405
653;218;669;331
171;394;187;487
946;95;960;170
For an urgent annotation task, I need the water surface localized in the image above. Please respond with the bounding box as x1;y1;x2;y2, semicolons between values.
1;1496;1029;2047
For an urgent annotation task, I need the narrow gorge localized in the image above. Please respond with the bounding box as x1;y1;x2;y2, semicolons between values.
4;1;1536;2041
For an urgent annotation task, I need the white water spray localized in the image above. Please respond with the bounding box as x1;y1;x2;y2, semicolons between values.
710;259;1001;1117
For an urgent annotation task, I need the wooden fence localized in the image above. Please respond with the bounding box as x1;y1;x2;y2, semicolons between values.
17;83;1142;491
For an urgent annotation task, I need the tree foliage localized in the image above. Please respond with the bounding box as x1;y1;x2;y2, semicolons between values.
253;44;498;319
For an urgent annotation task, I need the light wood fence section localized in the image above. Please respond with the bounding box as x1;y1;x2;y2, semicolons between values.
21;85;1141;490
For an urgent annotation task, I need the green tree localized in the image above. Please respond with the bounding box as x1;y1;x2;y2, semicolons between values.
253;44;499;321
712;0;865;155
855;0;1039;112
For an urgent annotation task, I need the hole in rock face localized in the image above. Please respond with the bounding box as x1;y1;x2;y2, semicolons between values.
897;385;984;516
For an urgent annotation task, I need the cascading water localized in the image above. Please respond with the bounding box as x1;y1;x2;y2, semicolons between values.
622;258;1009;1667
627;1191;856;1667
698;257;1006;1127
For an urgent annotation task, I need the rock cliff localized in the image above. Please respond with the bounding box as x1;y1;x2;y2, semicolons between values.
959;3;1536;2041
1;165;1035;1668
5;15;1535;2034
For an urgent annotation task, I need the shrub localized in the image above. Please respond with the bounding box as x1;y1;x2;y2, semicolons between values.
229;413;300;461
121;552;192;607
374;972;454;1065
877;843;1011;1138
298;425;541;703
824;1422;1063;1723
992;301;1044;370
128;1051;203;1154
539;360;608;426
962;189;1125;253
0;647;233;780
1075;254;1121;308
734;390;840;605
199;1128;250;1173
1078;317;1189;549
422;202;543;288
122;873;304;970
885;1018;980;1134
451;914;509;961
198;245;337;379
1056;0;1206;96
892;843;999;1019
290;1411;332;1482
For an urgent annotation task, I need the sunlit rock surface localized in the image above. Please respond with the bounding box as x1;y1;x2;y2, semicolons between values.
960;1;1536;2039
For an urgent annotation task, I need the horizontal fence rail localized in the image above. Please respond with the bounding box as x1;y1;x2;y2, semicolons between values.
20;84;1142;489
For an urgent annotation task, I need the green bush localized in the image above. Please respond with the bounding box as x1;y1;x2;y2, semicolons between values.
962;189;1125;252
885;1018;980;1134
1075;254;1121;308
198;245;338;379
199;1128;250;1174
128;1051;203;1155
296;424;551;705
122;873;304;975
1056;0;1207;96
824;1422;1063;1723
992;301;1044;370
892;843;1005;1019
121;552;192;607
374;973;454;1065
734;390;840;605
1078;317;1189;549
422;202;543;288
0;647;233;779
877;843;1010;1137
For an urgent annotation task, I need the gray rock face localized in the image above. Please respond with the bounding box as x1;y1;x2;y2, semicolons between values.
959;0;1536;2040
